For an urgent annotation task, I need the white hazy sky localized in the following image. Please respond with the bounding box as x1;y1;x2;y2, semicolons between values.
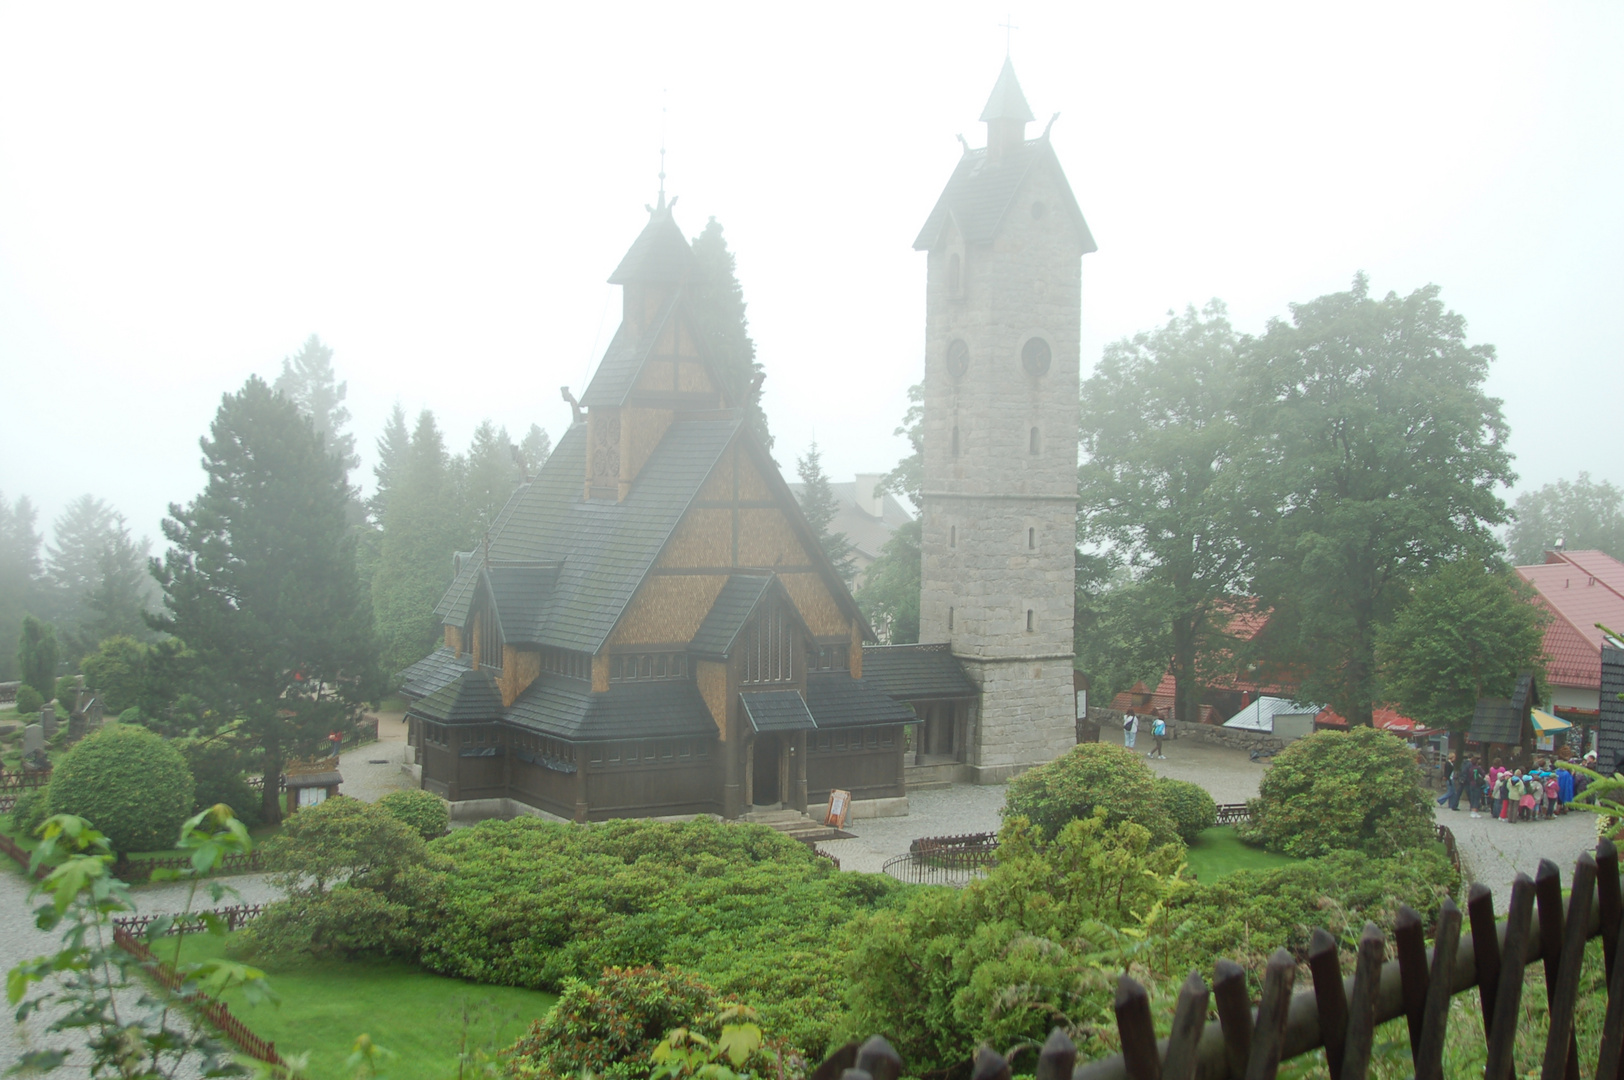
1;3;1620;547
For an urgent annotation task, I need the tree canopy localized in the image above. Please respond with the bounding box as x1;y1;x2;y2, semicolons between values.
0;492;41;681
273;333;359;475
689;218;770;452
1506;471;1624;565
1078;302;1252;721
1377;558;1549;739
42;494;154;658
1247;276;1515;725
794;442;853;581
153;376;379;821
857;385;924;643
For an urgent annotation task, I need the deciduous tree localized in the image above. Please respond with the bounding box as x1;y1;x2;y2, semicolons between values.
1077;302;1253;722
153;376;379;822
1377;557;1549;744
1506;471;1624;565
1248;276;1515;726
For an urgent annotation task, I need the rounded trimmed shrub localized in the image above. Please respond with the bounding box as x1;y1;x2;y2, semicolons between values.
1153;777;1217;842
46;725;195;854
53;675;78;709
376;788;449;840
13;685;42;716
1002;741;1178;845
10;788;48;837
1240;726;1435;858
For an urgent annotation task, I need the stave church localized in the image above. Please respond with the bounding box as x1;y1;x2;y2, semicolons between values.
397;59;1093;822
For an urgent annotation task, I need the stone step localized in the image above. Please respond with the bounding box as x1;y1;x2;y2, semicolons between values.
742;808;854;844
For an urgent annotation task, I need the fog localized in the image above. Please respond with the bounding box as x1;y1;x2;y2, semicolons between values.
1;2;1619;539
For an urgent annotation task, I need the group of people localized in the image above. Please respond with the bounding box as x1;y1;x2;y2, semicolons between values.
1436;750;1595;822
1121;711;1168;759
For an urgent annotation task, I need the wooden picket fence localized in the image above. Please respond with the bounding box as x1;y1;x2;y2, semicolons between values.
113;903;268;937
0;768;53;813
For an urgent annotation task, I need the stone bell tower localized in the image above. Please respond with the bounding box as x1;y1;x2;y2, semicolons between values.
913;59;1096;783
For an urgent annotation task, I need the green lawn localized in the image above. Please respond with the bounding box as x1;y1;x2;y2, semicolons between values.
172;933;557;1080
1182;825;1302;881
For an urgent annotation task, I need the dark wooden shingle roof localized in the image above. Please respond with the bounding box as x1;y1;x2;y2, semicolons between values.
914;138;1095;253
860;643;977;701
689;574;775;659
806;673;919;729
487;564;560;645
410;670;503;724
607;205;696;284
505;674;718;741
740;690;818;733
398;646;468;701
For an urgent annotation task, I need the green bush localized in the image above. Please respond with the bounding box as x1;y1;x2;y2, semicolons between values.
418;817;902;1056
14;685;42;716
506;966;722;1080
1167;847;1459;974
1153;777;1217;842
80;636;147;714
377;788;449;840
117;707;141;724
839;813;1188;1073
45;725;194;854
178;739;262;828
10;788;48;837
1239;727;1435;858
1002;741;1178;844
53;675;78;709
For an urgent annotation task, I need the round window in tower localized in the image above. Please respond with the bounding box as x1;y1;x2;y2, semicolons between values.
1031;201;1049;220
1021;337;1052;377
946;339;971;379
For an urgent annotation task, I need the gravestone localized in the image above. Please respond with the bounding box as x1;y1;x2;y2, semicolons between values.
22;724;43;758
39;702;55;740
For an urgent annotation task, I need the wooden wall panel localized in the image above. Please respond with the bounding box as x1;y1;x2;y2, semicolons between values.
499;646;541;708
622;406;673;490
779;572;850;637
445;625;462;655
657;509;732;568
697;660;728;739
677;360;714;393
587;758;720;818
510;760;576;816
698;447;735;502
735;452;773;500
635;359;678;394
737;509;810;566
592;654;610;693
608;574;728;646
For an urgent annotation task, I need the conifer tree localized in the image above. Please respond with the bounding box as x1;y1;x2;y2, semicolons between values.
153;376;379;822
795;442;853;581
16;615;58;699
690;219;771;452
369;402;411;525
856;386;923;643
43;495;154;657
460;421;523;535
0;492;41;681
273;333;359;475
519;424;552;478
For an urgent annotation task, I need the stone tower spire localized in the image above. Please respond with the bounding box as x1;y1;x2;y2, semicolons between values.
912;62;1097;783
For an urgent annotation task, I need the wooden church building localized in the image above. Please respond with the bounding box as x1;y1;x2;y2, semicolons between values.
397;195;933;822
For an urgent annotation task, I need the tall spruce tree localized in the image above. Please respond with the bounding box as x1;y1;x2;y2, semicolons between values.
153;376;379;822
460;421;524;536
690;219;771;452
44;495;154;657
371;410;464;677
1248;276;1515;726
273;333;359;475
0;492;41;681
16;615;58;699
518;423;552;479
795;442;854;581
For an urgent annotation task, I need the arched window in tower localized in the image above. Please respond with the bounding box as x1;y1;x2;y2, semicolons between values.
1029;426;1040;455
1022;337;1052;377
948;607;955;632
947;253;961;296
951;426;961;457
946;339;970;379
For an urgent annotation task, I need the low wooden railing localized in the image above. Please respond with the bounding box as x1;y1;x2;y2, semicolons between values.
883;832;999;887
113;903;267;937
113;850;262;883
1213;802;1251;825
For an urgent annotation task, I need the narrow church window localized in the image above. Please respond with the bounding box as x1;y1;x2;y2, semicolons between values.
1028;527;1035;550
946;340;970;379
948;253;961;295
1022;337;1052;377
1026;609;1035;632
949;525;957;548
742;603;794;683
1029;427;1040;455
951;426;960;456
948;607;955;632
477;602;502;672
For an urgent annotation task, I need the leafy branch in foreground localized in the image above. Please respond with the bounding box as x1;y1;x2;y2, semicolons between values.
7;806;272;1078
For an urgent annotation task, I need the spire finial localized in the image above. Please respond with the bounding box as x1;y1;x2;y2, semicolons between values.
657;90;668;211
999;12;1018;56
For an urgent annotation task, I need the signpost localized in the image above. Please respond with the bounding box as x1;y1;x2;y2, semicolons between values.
825;788;851;829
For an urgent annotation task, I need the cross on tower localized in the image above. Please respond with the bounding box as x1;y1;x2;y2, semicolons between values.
999;13;1019;55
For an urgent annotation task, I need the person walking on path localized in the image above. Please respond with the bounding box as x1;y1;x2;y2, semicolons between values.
1437;752;1458;810
1123;711;1138;750
1149;716;1167;759
1461;755;1480;816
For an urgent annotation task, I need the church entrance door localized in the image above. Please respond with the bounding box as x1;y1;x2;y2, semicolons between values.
752;734;781;806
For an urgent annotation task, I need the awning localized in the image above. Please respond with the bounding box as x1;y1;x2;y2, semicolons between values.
740;691;818;733
1531;709;1572;734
